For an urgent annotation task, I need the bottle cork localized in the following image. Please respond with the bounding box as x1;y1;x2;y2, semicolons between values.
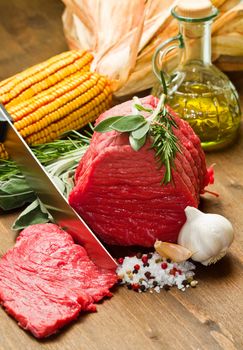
176;0;213;18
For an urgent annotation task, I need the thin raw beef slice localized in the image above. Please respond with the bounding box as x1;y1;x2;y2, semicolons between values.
0;223;117;338
69;95;212;246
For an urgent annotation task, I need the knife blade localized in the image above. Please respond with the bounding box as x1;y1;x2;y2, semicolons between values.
0;104;117;270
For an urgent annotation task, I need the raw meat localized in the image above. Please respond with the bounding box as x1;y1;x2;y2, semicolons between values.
69;96;211;246
0;223;117;338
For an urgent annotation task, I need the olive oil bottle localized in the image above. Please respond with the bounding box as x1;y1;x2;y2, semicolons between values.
152;0;241;151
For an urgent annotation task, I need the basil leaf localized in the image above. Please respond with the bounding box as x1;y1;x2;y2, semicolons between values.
129;134;147;151
111;115;146;132
131;122;150;139
12;199;53;231
94;116;124;133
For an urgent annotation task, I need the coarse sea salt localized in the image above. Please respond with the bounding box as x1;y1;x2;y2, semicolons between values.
116;252;196;292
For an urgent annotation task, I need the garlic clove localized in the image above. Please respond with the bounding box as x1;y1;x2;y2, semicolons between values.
178;206;234;266
154;240;192;263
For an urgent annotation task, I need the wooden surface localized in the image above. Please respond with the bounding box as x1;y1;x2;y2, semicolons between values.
0;1;243;349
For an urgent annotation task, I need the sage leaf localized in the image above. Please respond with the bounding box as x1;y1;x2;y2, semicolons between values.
0;191;36;211
12;198;53;231
129;134;147;151
0;177;31;195
131;122;150;139
134;104;152;113
0;177;36;210
111;115;146;132
94;116;124;133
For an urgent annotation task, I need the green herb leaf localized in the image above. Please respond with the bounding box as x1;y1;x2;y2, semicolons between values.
0;177;36;210
93;116;125;133
131;122;150;140
0;191;36;211
129;134;147;151
110;115;146;132
0;130;91;211
134;104;153;113
12;198;53;231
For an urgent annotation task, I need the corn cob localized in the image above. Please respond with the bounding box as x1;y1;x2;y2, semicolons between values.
0;50;114;159
0;71;112;157
11;71;112;145
0;143;8;160
0;50;93;108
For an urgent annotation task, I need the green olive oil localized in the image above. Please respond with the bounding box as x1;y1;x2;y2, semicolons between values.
167;82;241;150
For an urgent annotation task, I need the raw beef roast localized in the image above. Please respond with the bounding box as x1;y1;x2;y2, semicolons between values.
69;96;211;246
0;224;117;338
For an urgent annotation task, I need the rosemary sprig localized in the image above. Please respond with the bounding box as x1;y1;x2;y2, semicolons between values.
150;107;181;183
94;93;181;184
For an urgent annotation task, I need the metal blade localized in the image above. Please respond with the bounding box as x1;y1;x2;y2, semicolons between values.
0;105;117;270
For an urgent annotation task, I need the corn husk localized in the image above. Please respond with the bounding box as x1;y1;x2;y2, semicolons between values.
62;0;243;97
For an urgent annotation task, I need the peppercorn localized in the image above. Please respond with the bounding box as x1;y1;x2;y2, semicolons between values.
164;284;171;291
133;269;138;274
144;271;151;279
127;284;132;290
134;264;140;271
167;258;172;263
142;256;148;264
136;252;142;259
182;280;188;286
132;283;140;292
140;285;146;292
147;253;153;259
161;262;168;269
190;280;198;288
153;280;158;287
117;257;124;265
143;263;150;268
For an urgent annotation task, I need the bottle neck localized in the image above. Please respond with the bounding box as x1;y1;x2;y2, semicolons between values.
178;20;212;66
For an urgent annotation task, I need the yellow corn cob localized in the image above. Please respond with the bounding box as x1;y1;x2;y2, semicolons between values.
0;71;112;158
0;50;93;108
0;143;8;160
0;51;113;160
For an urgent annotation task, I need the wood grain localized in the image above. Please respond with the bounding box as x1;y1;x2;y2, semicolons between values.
0;1;243;349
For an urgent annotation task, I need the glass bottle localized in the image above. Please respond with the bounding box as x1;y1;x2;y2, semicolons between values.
152;0;241;151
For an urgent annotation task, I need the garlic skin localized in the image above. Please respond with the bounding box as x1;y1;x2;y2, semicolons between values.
178;206;234;266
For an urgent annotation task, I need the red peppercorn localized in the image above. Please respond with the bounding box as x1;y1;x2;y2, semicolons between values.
117;257;124;265
161;262;168;269
134;264;140;271
132;283;140;291
142;256;148;264
169;268;177;276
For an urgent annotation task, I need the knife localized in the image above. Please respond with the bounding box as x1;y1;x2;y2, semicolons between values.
0;104;117;270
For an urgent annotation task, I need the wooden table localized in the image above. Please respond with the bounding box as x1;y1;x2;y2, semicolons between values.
0;1;243;349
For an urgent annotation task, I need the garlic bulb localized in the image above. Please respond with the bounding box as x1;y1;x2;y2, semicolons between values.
178;206;234;265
